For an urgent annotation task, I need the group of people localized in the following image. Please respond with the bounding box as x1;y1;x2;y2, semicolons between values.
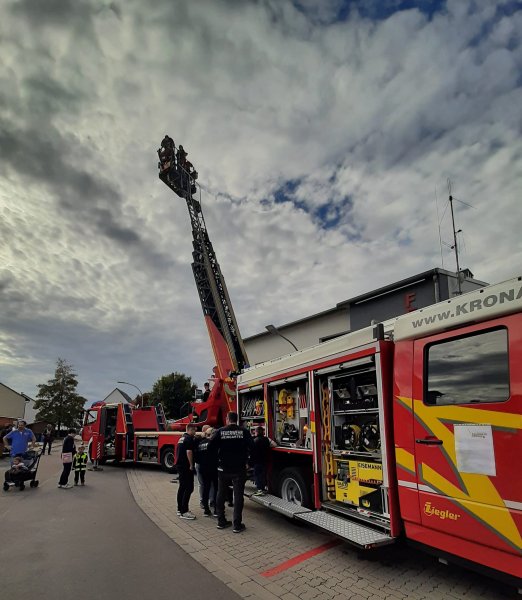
1;421;89;490
174;410;275;534
1;421;54;458
158;135;198;187
57;429;89;489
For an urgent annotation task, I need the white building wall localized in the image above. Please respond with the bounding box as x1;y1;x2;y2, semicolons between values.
103;389;132;404
245;309;349;367
0;383;26;419
23;398;38;424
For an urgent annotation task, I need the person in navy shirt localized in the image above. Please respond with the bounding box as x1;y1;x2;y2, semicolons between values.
2;420;36;464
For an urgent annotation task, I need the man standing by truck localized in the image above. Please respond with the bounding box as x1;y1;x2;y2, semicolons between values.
209;411;254;533
175;423;197;520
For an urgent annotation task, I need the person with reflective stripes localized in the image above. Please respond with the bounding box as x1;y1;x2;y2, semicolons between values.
73;445;88;486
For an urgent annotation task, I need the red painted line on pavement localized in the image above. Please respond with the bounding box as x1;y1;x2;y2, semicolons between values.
261;540;342;577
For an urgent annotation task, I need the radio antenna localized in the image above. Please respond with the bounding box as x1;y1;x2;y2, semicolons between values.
447;179;462;295
434;186;444;268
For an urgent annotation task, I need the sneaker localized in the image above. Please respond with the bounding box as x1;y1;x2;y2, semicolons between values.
203;509;212;517
252;490;265;496
57;484;63;488
180;511;196;520
233;524;246;533
63;483;74;489
213;511;218;518
217;520;232;530
176;510;181;516
227;502;234;507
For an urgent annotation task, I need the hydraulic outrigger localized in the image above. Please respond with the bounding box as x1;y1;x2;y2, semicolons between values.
157;136;248;430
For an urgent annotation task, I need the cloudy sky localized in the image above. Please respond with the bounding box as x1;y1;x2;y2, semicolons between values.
1;0;521;403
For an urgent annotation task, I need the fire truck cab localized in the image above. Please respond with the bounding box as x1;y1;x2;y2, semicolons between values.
82;401;182;471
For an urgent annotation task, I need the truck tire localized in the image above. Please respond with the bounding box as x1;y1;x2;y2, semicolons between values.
160;447;176;474
279;468;311;508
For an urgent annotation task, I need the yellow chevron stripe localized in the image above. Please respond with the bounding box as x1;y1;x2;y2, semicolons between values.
396;395;522;552
395;447;416;475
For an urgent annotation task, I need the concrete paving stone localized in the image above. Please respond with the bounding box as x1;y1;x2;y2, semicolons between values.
306;577;328;588
228;580;256;598
237;565;258;577
211;568;235;585
291;584;313;597
263;582;290;596
250;574;274;586
292;589;320;600
280;593;301;600
322;579;343;590
238;581;281;600
313;592;340;600
383;589;408;600
363;585;390;598
225;556;249;568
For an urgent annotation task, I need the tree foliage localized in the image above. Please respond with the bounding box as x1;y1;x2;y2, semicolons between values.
149;372;196;419
34;358;87;431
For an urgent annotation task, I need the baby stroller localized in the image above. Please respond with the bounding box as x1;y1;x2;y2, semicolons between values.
3;450;42;492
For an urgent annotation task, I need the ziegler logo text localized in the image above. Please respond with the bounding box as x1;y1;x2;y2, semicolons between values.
424;502;461;521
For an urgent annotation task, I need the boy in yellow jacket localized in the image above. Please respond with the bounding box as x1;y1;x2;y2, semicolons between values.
73;445;88;486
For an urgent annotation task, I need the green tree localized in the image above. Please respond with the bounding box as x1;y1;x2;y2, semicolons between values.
149;372;196;419
34;358;87;432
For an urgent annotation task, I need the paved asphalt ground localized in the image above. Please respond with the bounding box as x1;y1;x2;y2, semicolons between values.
0;449;238;600
1;447;519;600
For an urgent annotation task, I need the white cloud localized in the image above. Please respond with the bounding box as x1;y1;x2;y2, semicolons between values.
0;0;520;402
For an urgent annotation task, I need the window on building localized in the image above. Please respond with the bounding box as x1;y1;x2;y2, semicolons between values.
425;328;510;406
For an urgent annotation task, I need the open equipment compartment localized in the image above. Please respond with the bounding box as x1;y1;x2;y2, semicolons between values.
322;353;389;523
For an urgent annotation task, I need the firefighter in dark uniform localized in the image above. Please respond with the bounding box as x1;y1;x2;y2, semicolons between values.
175;424;197;519
208;411;254;533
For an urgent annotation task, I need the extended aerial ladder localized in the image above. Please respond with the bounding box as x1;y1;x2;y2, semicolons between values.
157;136;248;429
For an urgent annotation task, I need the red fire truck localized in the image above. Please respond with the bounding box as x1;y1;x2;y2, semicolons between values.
238;276;522;584
81;138;248;470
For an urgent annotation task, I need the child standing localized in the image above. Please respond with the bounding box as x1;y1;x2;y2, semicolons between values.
73;445;88;486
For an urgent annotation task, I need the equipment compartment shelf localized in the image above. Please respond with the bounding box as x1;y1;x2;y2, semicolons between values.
334;450;382;459
333;408;379;415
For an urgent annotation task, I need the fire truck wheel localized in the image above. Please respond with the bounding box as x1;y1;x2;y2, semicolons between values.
279;468;310;508
160;447;176;474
